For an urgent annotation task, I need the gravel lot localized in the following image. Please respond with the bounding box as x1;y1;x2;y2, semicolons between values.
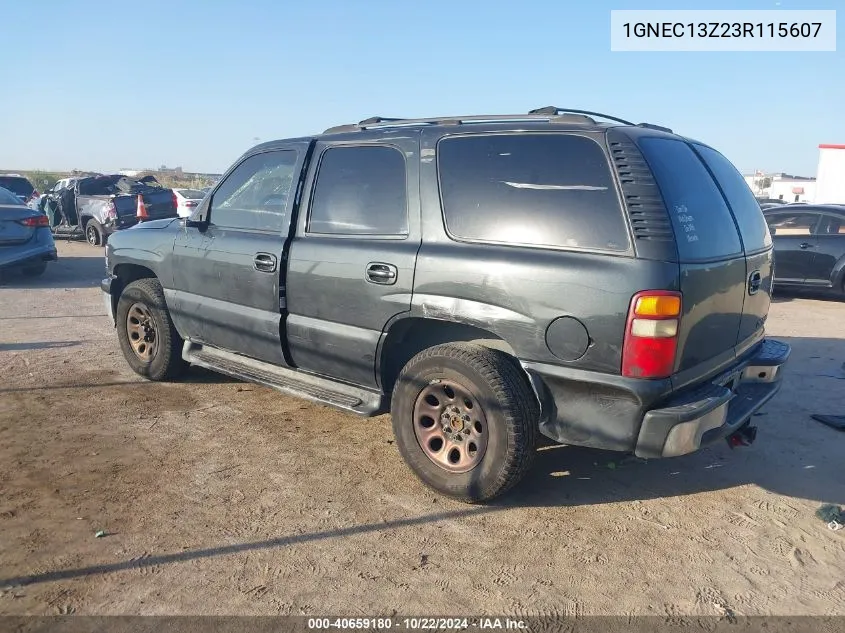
1;240;843;616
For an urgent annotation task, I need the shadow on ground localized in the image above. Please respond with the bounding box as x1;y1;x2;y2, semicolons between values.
0;255;105;290
0;366;236;394
0;341;82;352
772;288;843;303
1;334;843;590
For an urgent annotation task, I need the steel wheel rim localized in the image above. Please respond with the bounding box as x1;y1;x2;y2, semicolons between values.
86;225;98;244
413;379;489;473
126;302;157;362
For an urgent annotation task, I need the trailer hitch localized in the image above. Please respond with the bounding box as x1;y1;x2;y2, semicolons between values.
727;425;757;448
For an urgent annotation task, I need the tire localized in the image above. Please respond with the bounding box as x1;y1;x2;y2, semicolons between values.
21;262;48;277
390;343;539;503
85;219;104;246
116;278;186;381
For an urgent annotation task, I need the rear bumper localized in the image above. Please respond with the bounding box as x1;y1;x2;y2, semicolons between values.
634;339;789;457
523;338;790;457
0;245;58;270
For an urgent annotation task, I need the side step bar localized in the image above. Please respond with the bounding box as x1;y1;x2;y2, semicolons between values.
183;342;386;417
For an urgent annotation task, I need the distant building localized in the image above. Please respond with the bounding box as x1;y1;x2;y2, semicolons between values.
743;172;816;203
815;144;845;204
118;167;222;183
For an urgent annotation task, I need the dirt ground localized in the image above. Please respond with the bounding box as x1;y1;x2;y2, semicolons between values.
0;240;843;616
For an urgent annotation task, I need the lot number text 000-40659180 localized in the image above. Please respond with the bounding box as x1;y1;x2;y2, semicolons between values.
610;10;836;51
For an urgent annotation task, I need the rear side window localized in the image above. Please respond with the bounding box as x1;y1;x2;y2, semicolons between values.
0;187;23;205
0;176;33;197
437;134;629;251
692;144;773;252
820;215;845;235
638;137;742;261
308;146;408;236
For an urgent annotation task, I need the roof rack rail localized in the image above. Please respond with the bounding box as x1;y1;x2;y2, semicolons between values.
528;106;673;134
529;106;634;125
322;112;597;134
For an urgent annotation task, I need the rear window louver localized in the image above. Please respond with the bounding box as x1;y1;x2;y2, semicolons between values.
608;135;673;242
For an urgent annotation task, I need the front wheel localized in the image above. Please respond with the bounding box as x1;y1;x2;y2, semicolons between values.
391;343;539;503
116;278;186;381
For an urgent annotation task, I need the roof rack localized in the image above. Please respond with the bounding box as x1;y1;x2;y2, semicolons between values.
323;112;598;134
528;106;673;134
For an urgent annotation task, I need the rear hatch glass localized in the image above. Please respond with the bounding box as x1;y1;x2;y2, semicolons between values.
178;189;206;199
637;137;747;376
638;138;742;262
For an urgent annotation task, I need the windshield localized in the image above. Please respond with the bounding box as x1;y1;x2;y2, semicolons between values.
0;186;25;205
0;176;34;198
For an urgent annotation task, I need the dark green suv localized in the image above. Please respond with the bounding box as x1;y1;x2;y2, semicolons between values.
102;108;790;502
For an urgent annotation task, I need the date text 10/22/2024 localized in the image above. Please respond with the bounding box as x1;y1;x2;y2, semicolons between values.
307;618;528;630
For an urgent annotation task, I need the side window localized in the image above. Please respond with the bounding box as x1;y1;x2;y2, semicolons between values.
437;134;630;251
819;215;845;235
308;146;407;236
765;213;820;236
692;144;773;252
210;150;298;232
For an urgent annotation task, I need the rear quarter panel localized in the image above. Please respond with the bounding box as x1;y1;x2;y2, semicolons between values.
76;195;110;223
416;125;678;373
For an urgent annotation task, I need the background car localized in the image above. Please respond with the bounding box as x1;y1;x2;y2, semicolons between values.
756;197;788;206
764;203;845;297
0;186;58;278
0;174;40;207
172;188;206;217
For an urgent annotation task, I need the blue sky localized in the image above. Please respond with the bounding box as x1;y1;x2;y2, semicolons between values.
1;0;842;176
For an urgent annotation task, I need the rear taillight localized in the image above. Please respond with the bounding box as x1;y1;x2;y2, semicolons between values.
185;200;198;207
106;200;117;220
172;191;178;210
621;290;682;379
18;215;50;227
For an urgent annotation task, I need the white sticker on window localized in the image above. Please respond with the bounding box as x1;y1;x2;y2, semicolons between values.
502;181;608;191
674;204;699;242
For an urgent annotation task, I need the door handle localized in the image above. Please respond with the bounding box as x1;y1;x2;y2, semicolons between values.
748;270;762;295
366;262;398;285
799;242;815;249
253;252;277;273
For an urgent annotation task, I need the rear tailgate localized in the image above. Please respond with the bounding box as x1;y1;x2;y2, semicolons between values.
637;137;750;384
115;189;177;221
691;143;774;346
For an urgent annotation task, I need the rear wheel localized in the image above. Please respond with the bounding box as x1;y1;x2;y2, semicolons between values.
116;278;185;381
21;262;47;277
85;219;104;246
391;343;539;503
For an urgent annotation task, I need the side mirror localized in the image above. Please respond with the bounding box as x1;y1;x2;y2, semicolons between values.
184;197;210;229
184;217;207;229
